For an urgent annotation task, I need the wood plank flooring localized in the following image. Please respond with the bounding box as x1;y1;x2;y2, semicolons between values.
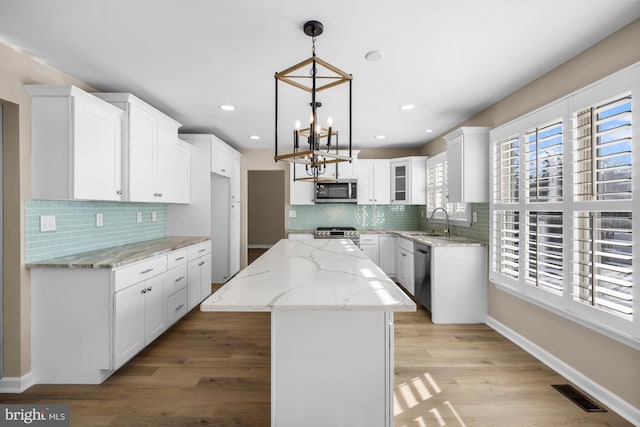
1;270;633;425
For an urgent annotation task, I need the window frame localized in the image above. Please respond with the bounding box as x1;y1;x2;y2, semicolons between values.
489;63;640;347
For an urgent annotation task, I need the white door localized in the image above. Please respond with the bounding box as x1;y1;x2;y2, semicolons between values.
356;160;373;204
372;160;391;205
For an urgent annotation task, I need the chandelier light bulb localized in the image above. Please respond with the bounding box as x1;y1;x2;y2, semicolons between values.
295;120;301;130
327;116;333;127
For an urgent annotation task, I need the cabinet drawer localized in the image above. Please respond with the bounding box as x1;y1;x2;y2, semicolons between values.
360;234;378;245
165;264;188;295
397;237;415;254
188;241;211;260
167;249;188;269
167;287;188;326
114;256;167;292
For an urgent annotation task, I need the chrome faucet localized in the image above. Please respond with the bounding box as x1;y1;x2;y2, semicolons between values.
429;207;450;238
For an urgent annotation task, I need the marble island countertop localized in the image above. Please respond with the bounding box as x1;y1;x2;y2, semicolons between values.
26;236;210;269
201;239;416;312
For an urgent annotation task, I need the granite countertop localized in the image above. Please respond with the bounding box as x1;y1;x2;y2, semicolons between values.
26;236;210;269
201;239;416;312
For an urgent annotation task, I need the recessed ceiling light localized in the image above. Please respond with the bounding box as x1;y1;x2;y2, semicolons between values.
249;135;260;140
364;50;385;62
219;104;235;111
375;135;386;140
400;104;415;111
425;129;433;133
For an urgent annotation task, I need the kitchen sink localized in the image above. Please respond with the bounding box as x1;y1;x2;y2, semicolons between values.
404;231;445;237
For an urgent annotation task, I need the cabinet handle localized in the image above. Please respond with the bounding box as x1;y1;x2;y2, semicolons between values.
175;256;185;261
116;190;122;195
221;169;226;173
175;304;185;312
198;248;206;253
175;276;184;282
154;192;163;197
147;286;152;292
140;268;154;274
141;288;147;294
402;253;407;257
199;261;205;266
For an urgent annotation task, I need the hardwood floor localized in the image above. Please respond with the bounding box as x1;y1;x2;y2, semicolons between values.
1;283;632;425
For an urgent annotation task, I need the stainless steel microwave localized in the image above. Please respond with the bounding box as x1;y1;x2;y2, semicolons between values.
315;180;357;203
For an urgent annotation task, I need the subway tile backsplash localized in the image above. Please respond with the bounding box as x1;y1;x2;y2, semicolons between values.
288;204;422;230
25;200;167;263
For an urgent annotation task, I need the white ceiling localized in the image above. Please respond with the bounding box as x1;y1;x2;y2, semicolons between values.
1;0;639;150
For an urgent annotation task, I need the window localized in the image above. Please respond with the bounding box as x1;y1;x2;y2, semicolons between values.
426;152;471;225
490;64;639;342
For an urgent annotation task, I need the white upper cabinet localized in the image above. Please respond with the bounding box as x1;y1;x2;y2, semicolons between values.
95;93;183;203
443;126;491;203
328;150;358;180
210;135;241;201
390;156;427;205
26;85;124;201
289;163;315;205
172;139;192;204
357;159;390;205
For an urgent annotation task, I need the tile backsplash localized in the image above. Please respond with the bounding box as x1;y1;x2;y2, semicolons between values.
288;204;422;230
25;200;167;263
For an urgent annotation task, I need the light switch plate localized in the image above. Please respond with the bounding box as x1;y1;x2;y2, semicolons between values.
96;213;104;227
151;211;157;222
136;212;142;223
472;211;478;223
289;210;296;218
40;215;56;232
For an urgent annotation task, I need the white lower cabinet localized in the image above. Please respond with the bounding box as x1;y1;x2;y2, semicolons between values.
187;241;213;310
359;234;379;265
379;236;396;276
30;239;211;384
114;273;166;369
395;238;415;295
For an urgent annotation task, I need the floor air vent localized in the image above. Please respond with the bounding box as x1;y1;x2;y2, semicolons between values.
551;384;607;412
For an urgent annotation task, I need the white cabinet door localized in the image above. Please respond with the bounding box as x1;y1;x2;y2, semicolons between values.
199;256;213;302
187;259;202;311
372;160;391;205
73;95;123;201
230;202;241;276
211;136;232;177
290;163;315;205
143;273;166;344
444;127;491;203
287;233;315;240
230;150;241;202
155;118;178;201
360;244;378;264
172;139;191;204
114;282;145;369
357;160;374;204
128;103;157;202
390;160;409;204
396;247;415;295
379;236;396;276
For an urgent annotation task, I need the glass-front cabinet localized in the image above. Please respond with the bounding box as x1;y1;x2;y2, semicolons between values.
390;157;427;205
391;162;408;203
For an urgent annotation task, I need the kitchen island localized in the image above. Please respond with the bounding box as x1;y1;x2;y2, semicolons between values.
201;238;415;427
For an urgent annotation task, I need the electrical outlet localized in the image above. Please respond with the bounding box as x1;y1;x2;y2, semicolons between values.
96;213;104;227
40;215;56;232
289;210;296;218
136;212;142;223
472;211;478;223
151;211;157;222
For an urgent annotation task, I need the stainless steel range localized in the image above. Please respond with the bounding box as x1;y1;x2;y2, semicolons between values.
314;226;360;248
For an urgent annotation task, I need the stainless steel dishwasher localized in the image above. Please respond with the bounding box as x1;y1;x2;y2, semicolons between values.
414;243;431;311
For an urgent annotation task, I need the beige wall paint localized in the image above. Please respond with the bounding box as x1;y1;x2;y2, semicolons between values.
248;171;286;246
419;19;640;410
0;42;93;377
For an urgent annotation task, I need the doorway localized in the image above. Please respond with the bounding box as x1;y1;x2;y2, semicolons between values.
248;171;285;261
0;104;4;377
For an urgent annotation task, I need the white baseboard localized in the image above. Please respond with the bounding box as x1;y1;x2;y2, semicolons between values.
0;372;35;393
486;316;640;426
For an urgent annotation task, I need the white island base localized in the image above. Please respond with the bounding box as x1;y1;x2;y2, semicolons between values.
201;239;414;426
272;311;393;426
